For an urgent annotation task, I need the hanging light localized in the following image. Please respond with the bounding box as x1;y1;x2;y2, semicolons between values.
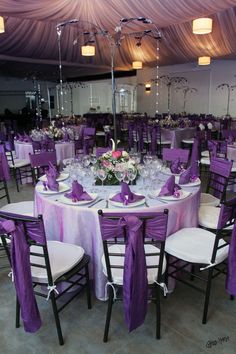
0;16;5;33
192;18;212;34
198;56;211;65
145;83;151;92
132;61;142;70
81;45;95;56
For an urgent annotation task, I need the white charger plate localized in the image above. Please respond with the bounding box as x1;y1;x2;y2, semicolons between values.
161;167;182;176
109;193;145;208
39;172;69;182
58;193;98;206
36;182;70;195
152;189;191;201
175;177;201;187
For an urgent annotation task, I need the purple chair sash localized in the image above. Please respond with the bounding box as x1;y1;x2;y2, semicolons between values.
162;148;189;163
99;212;168;331
0;215;46;333
209;158;232;199
0;145;10;181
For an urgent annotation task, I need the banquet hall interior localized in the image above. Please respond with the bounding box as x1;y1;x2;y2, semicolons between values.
1;1;236;353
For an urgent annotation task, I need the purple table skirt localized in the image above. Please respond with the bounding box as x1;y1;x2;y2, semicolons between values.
34;185;200;300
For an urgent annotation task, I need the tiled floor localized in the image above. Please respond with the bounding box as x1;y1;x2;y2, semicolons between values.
0;180;236;354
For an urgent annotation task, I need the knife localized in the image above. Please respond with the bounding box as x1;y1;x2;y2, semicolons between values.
88;198;103;208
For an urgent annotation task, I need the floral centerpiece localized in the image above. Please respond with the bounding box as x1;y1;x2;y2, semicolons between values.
94;149;137;185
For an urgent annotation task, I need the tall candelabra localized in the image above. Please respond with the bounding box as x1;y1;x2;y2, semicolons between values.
56;18;161;148
158;75;187;114
216;83;236;116
176;86;198;113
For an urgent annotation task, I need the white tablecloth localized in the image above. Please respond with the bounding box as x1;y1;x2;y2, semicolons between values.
34;179;200;300
14;141;75;163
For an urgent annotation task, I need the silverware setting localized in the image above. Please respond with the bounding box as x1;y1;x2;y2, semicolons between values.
88;198;103;208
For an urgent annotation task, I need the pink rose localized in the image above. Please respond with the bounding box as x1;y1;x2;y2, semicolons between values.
102;160;110;167
112;150;122;159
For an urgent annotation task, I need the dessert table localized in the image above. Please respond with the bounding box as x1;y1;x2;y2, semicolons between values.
14;141;75;163
34;177;200;300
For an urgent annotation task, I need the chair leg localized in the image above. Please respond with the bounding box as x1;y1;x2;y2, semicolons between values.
13;169;19;192
4;180;10;203
50;293;64;345
155;285;161;339
85;264;92;309
202;268;214;324
16;297;20;328
103;286;114;343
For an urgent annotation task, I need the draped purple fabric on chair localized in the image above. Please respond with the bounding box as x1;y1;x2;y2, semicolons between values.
162;148;189;163
209;157;232;199
222;129;236;140
29;151;57;168
0;213;46;333
83;127;96;155
96;147;111;158
32;141;41;152
190;138;200;166
0;144;10;180
99;211;168;332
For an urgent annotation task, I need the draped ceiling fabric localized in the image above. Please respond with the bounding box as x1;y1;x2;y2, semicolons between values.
0;0;235;81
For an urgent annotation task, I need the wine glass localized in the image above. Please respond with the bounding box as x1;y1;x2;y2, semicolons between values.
97;169;107;188
114;170;125;184
90;154;97;165
82;155;91;168
143;154;153;166
138;165;149;190
127;168;137;185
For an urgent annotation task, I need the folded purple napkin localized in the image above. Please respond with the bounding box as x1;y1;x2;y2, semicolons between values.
48;161;59;179
65;181;92;202
170;159;183;174
179;167;191;184
158;175;181;197
43;173;59;192
110;182;145;205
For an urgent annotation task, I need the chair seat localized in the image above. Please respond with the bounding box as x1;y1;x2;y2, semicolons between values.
200;157;210;165
30;241;84;283
165;227;228;264
200;193;220;206
157;140;171;145
182;139;194;144
8;159;30;168
102;244;166;285
199;205;234;230
201;150;209;157
0;201;34;216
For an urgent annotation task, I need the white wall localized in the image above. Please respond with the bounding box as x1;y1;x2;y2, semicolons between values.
136;60;236;117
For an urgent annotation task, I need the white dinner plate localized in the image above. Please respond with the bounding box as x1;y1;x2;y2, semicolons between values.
39;173;69;182
58;193;98;206
36;182;70;195
109;193;145;208
152;189;191;201
175;177;201;187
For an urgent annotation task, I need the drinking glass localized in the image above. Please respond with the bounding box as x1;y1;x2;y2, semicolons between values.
90;154;97;165
114;170;125;183
97;169;107;188
127;168;137;185
82;155;91;168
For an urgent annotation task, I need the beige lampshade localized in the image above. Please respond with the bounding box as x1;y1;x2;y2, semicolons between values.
0;16;5;33
81;45;95;56
198;56;211;65
192;18;212;34
132;61;142;70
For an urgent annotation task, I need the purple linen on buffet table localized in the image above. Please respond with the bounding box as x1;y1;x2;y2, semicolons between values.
99;215;147;331
110;182;145;205
65;181;92;201
0;218;42;333
158;175;181;197
34;184;200;300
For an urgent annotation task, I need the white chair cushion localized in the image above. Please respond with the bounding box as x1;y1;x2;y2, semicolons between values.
201;150;209;157
200;157;210;165
231;162;236;172
200;193;220;206
30;241;84;283
165;227;228;265
182;139;194;144
199;205;233;230
102;244;166;285
157;140;171;145
8;159;30;168
0;201;34;216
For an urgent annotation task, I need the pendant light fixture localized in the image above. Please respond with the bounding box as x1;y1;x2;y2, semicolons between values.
198;56;211;65
0;16;5;33
132;61;142;70
81;45;95;56
192;18;212;34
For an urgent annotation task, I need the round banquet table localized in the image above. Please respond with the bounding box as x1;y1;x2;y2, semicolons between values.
14;141;75;163
161;127;196;148
34;178;200;300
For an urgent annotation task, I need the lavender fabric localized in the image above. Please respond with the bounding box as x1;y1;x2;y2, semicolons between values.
99;215;148;331
44;172;59;192
0;145;10;181
190;161;200;178
65;181;92;201
170;159;183;174
0;218;43;333
158;175;181;197
179;167;191;184
190;138;200;166
227;223;236;296
110;182;145;205
48;161;59;179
